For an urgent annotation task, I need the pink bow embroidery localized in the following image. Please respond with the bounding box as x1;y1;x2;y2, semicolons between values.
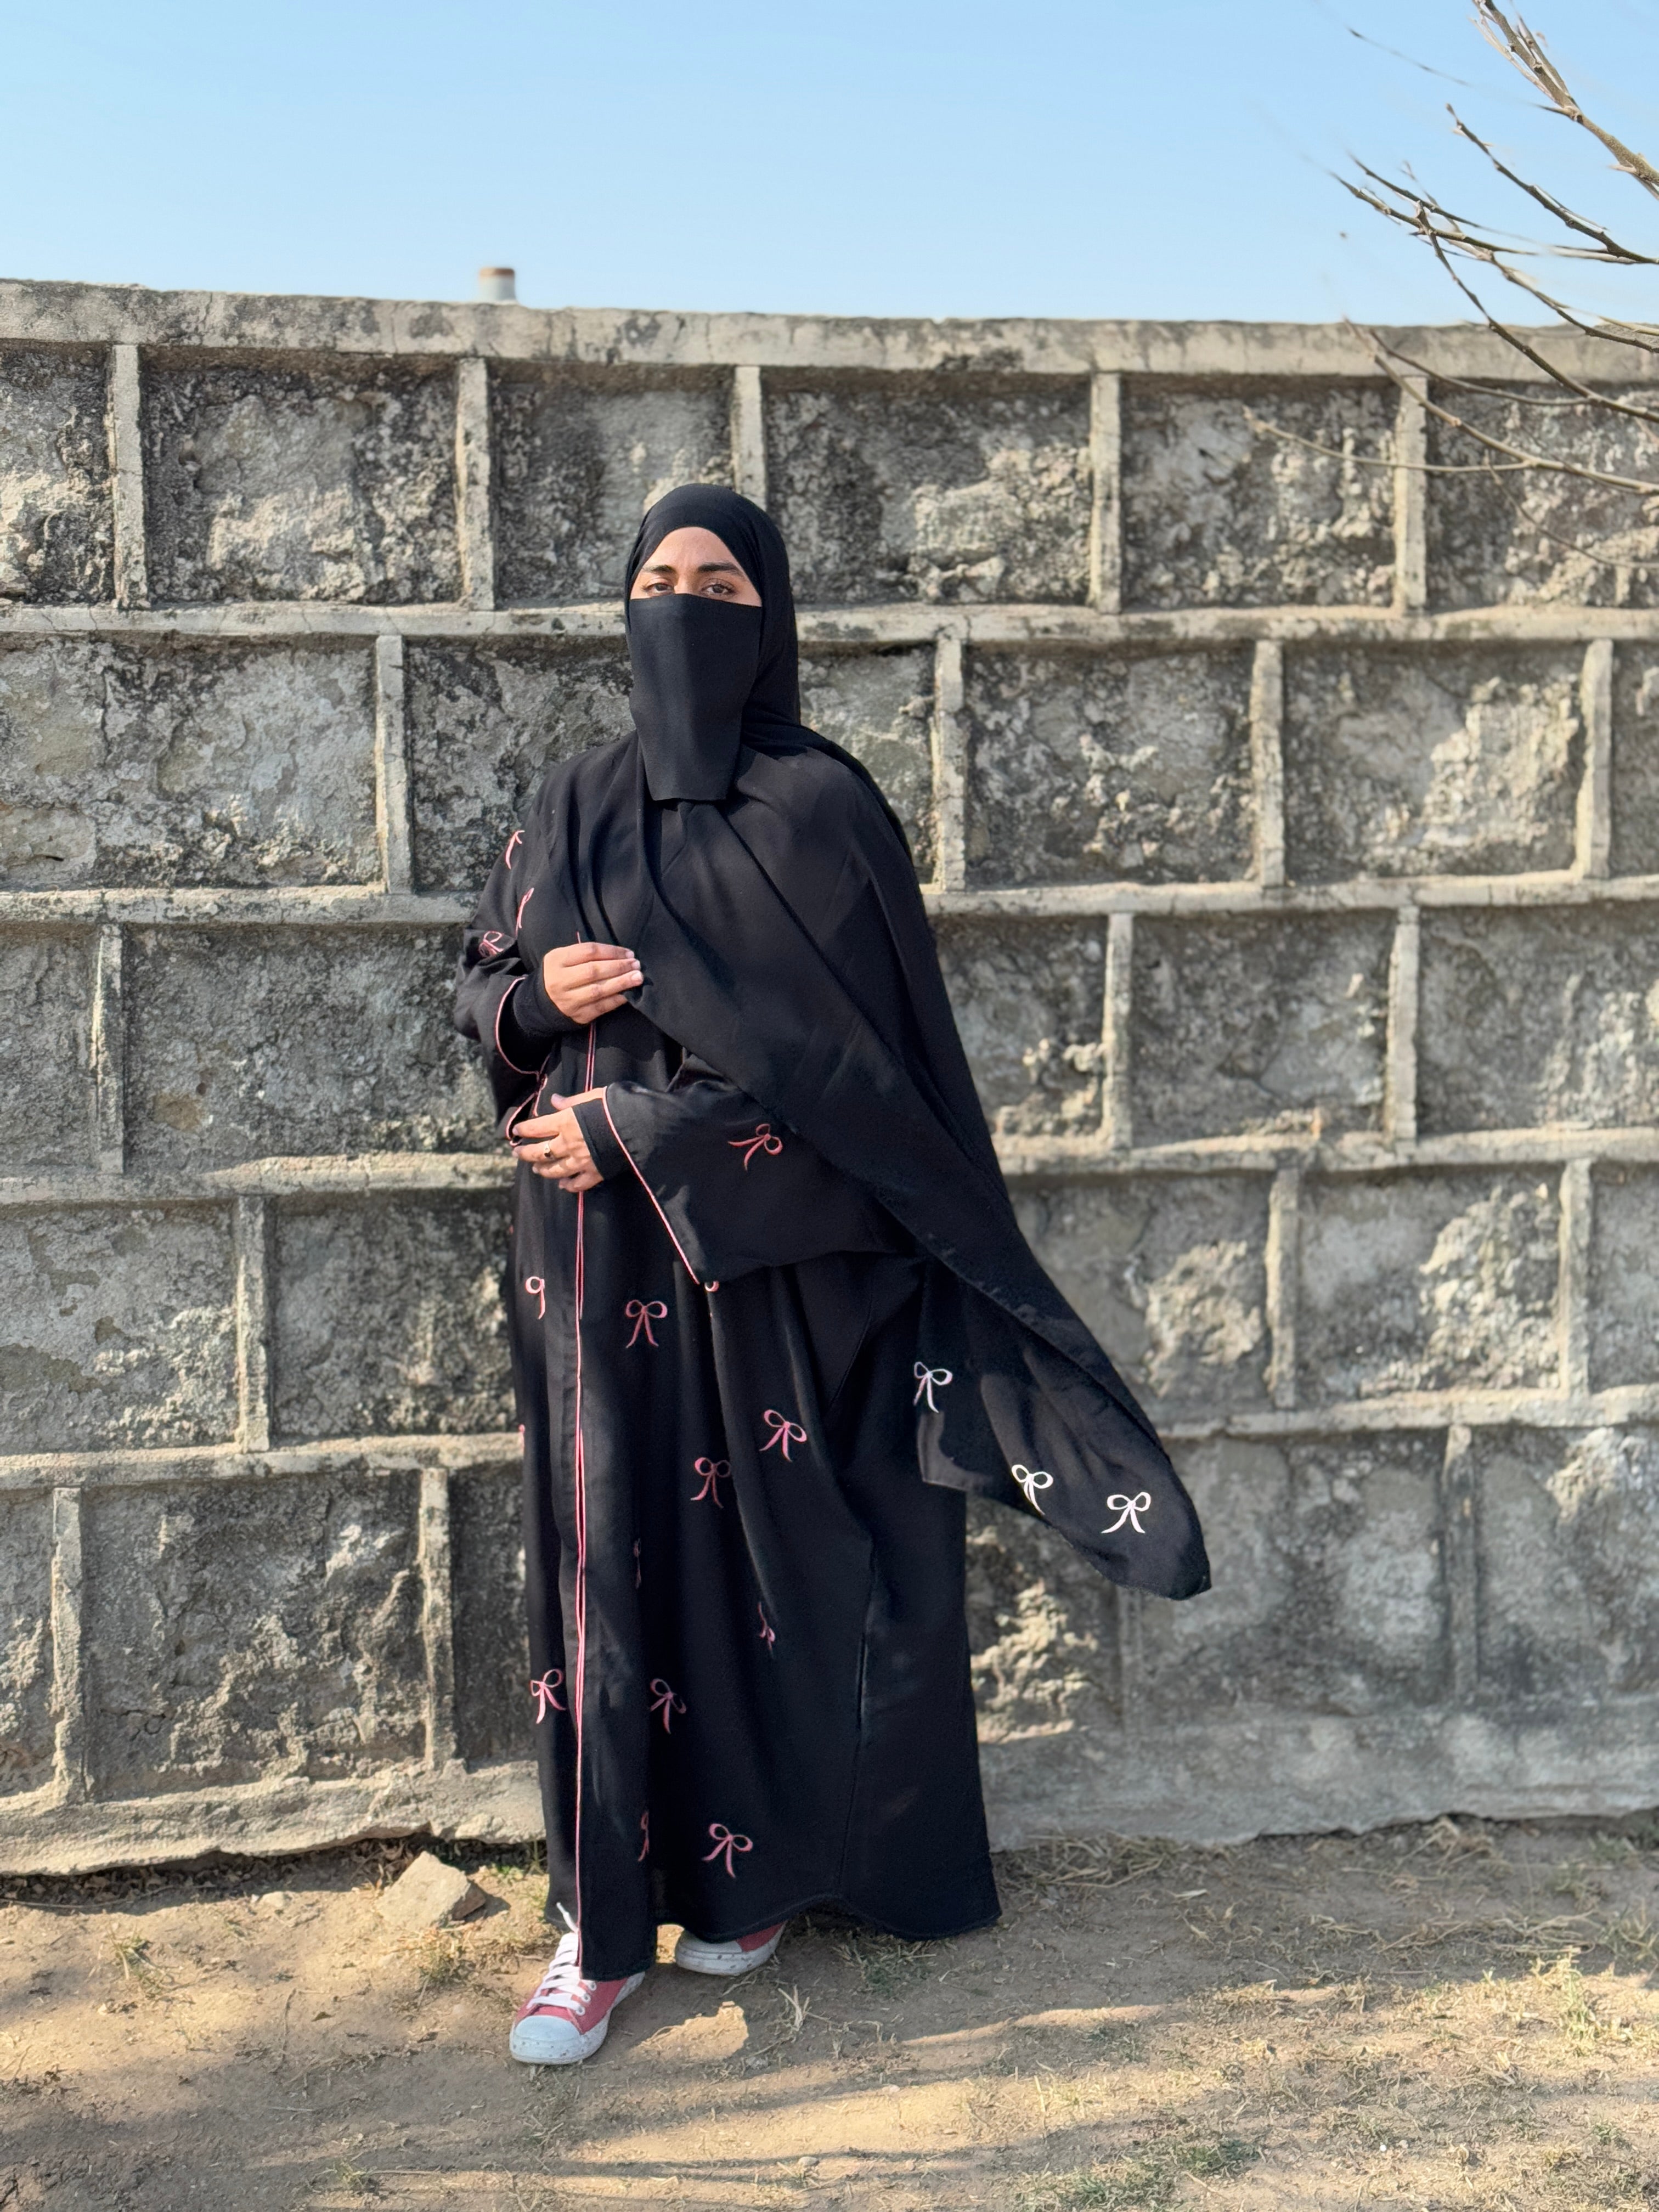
691;1456;731;1506
650;1678;685;1732
524;1274;546;1319
638;1811;650;1863
529;1669;565;1721
514;886;535;933
913;1362;952;1411
504;830;522;868
479;929;507;957
703;1823;753;1877
761;1409;806;1459
757;1602;776;1655
626;1297;667;1347
730;1122;783;1170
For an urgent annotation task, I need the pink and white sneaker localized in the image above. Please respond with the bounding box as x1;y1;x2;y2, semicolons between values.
673;1921;786;1977
509;1921;645;2066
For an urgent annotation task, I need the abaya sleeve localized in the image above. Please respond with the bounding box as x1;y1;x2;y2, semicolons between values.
453;830;578;1132
571;1053;905;1284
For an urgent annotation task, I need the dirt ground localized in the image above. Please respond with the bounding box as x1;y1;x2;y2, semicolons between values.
3;1815;1657;2212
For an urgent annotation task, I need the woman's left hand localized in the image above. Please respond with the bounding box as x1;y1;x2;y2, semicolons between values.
510;1088;606;1192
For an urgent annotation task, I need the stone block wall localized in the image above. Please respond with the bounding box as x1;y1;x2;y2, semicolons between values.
3;282;1657;1872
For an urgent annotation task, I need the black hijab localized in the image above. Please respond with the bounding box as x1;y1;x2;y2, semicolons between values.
623;486;803;802
484;484;1209;1599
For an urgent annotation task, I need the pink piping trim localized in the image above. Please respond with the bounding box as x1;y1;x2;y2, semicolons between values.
493;978;544;1077
602;1095;710;1289
571;1020;597;1968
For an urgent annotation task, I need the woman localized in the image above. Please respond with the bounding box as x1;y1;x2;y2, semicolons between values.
454;485;1209;2067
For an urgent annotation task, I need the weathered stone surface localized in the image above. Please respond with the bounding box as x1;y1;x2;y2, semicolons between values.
126;928;492;1170
1122;381;1395;609
1588;1165;1659;1390
451;1463;532;1765
143;354;461;604
82;1469;425;1791
1139;1435;1449;1713
963;647;1252;887
0;1492;54;1796
0;346;111;603
271;1195;512;1443
407;640;631;894
966;1500;1120;1742
766;374;1091;604
0;1205;236;1453
1298;1173;1560;1404
798;646;935;876
1610;644;1659;877
1469;1425;1659;1699
491;366;730;605
1014;1176;1270;1415
1284;646;1583;881
1132;915;1391;1144
0;929;92;1170
1420;909;1659;1135
0;638;377;889
378;1849;487;1930
933;917;1103;1139
1427;385;1659;610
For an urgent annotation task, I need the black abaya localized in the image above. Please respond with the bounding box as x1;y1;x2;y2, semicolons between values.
455;488;1209;1980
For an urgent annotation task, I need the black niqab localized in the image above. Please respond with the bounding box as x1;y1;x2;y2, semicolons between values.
623;484;799;802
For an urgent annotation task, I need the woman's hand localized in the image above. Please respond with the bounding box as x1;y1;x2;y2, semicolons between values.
510;1089;607;1193
543;942;642;1024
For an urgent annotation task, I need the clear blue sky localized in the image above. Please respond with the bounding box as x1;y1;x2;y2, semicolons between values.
4;1;1657;323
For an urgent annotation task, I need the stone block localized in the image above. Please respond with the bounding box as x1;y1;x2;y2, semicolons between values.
1468;1425;1659;1700
1284;646;1583;881
0;346;112;603
0;1492;55;1796
0;929;92;1171
125;927;492;1171
766;374;1091;604
452;1463;532;1765
1588;1165;1659;1390
0;639;378;889
965;1499;1120;1742
271;1194;512;1443
799;646;935;877
1132;914;1392;1144
963;646;1252;887
82;1468;425;1792
1121;381;1395;609
1420;909;1659;1135
1610;644;1659;877
933;917;1103;1139
1427;385;1659;610
1139;1434;1450;1715
490;366;731;605
407;640;631;895
0;1205;236;1453
142;354;461;604
1298;1173;1561;1404
378;1849;487;1931
1013;1175;1270;1416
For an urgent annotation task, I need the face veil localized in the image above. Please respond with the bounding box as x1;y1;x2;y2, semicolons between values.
622;485;802;803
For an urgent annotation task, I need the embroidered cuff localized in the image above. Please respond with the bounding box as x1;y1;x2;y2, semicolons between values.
572;1093;628;1182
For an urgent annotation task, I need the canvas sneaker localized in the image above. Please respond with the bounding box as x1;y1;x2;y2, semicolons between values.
673;1922;786;1977
509;1920;645;2066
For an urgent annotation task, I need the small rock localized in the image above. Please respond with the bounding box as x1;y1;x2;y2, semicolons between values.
377;1851;488;1933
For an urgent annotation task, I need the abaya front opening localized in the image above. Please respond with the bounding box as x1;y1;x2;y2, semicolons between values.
455;486;1210;1979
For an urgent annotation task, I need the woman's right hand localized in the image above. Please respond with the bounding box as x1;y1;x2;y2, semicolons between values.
542;941;643;1024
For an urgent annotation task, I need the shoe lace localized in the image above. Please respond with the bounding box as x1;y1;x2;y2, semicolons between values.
530;1912;594;2011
